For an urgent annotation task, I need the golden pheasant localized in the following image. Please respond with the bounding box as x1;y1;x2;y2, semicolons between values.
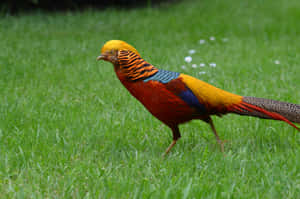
97;40;300;155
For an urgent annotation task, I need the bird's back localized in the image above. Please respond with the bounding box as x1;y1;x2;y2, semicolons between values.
179;74;243;113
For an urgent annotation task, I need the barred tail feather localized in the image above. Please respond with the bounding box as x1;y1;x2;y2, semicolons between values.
228;96;300;131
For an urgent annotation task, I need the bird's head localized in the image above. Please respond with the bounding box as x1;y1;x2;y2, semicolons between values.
97;40;140;65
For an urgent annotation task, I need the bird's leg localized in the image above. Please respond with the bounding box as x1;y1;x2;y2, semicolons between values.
164;140;177;155
207;117;225;153
163;126;181;157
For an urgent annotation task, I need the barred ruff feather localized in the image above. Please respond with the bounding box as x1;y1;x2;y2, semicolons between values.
118;50;158;81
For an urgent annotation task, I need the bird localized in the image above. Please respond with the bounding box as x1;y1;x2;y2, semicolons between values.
97;40;300;156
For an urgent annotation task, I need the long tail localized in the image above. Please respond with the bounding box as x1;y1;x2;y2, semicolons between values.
228;96;300;131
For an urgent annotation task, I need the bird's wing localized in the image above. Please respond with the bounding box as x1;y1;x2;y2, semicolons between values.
142;69;208;113
162;77;208;113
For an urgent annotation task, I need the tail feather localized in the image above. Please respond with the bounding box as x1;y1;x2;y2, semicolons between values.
229;96;300;131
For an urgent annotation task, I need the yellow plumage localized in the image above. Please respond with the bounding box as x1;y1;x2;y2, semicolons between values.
179;74;242;108
101;40;140;56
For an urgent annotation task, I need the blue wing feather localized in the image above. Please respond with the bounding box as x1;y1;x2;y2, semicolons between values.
178;89;207;113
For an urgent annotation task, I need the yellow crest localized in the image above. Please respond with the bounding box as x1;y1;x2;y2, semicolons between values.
101;40;140;56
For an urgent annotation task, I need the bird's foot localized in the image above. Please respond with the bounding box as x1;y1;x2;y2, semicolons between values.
217;140;228;153
217;140;230;156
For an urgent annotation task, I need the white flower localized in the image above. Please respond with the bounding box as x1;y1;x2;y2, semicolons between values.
209;63;216;67
181;65;186;69
192;64;197;68
184;56;192;63
199;71;206;75
222;38;228;42
189;49;196;54
199;39;206;44
199;63;205;67
274;60;280;65
210;36;215;41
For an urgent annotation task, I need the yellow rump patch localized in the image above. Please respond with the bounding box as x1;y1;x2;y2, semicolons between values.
179;74;242;108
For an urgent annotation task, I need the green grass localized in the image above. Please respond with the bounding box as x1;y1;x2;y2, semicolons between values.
1;0;300;198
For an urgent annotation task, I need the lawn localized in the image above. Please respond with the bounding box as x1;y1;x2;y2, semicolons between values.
0;0;300;198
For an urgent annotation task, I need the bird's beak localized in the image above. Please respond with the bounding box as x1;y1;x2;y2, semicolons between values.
97;54;105;61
